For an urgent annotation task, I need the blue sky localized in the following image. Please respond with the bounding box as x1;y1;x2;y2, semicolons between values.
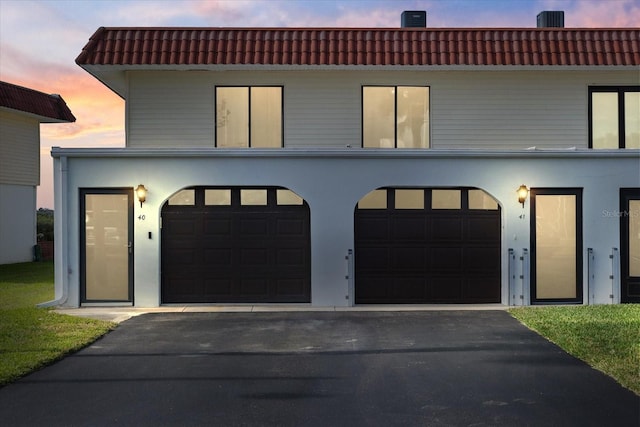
0;0;638;207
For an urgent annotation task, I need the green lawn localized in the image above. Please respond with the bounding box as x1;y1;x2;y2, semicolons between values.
510;305;640;395
0;262;114;386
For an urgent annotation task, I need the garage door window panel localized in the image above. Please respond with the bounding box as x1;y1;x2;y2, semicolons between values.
469;190;499;210
432;190;461;210
241;189;268;205
277;189;303;205
168;189;195;206
205;189;231;206
395;189;424;209
358;189;387;209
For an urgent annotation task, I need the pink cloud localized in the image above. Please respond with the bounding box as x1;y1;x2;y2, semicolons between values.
3;54;125;144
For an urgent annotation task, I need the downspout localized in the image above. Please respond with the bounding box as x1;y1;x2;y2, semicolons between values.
38;155;69;307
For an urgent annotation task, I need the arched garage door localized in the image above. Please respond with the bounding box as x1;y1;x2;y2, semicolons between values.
355;188;501;304
161;187;310;303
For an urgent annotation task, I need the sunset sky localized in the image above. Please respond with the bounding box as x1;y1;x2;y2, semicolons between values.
1;0;638;208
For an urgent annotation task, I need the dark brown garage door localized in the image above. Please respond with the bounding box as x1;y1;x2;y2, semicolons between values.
355;188;501;304
161;187;310;303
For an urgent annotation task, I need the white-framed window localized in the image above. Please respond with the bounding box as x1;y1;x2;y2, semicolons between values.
215;86;283;148
362;86;430;148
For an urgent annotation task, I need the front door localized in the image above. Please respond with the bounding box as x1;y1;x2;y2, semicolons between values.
531;188;583;304
80;189;133;303
621;188;640;303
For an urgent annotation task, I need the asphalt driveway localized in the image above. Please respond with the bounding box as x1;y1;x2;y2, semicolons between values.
0;311;638;426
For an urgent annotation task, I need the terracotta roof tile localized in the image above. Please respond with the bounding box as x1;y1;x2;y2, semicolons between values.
0;81;75;122
76;27;640;67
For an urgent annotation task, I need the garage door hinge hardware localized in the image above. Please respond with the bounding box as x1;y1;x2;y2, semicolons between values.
519;275;524;279
609;275;614;279
610;294;614;299
519;256;524;260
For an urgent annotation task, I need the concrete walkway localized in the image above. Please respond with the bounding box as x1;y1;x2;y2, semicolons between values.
56;304;509;323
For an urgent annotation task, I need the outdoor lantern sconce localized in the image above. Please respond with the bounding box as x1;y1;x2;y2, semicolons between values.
135;184;147;207
517;184;529;208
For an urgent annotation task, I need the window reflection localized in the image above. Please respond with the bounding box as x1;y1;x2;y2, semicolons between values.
216;87;282;148
363;86;429;148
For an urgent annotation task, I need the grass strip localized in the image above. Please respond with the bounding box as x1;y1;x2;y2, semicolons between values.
510;305;640;395
0;262;114;386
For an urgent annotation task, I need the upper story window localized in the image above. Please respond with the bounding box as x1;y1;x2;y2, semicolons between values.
362;86;430;148
589;86;640;149
215;86;283;148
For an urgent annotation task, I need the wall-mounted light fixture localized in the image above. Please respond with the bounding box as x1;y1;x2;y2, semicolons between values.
517;184;529;208
135;184;147;207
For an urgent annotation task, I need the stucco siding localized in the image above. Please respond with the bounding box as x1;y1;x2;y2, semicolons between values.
0;183;36;264
124;69;638;150
0;110;40;185
51;148;639;307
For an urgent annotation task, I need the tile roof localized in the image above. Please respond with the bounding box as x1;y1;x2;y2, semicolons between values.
0;81;75;122
76;27;640;67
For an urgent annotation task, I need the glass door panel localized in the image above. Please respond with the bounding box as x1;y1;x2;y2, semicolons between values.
531;190;582;303
82;190;132;302
621;189;640;303
629;200;640;276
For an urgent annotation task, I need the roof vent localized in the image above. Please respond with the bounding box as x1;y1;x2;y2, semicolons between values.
537;11;564;28
401;11;426;28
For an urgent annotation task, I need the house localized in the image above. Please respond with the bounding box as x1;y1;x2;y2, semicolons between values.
46;11;639;308
0;81;75;265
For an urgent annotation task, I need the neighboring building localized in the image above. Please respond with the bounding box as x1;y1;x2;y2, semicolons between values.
0;81;75;264
48;12;639;308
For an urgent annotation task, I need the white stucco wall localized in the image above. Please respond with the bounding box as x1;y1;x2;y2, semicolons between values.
0;183;36;264
51;148;640;307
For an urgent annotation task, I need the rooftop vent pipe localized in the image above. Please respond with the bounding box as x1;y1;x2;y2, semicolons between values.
537;11;564;28
402;11;426;28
